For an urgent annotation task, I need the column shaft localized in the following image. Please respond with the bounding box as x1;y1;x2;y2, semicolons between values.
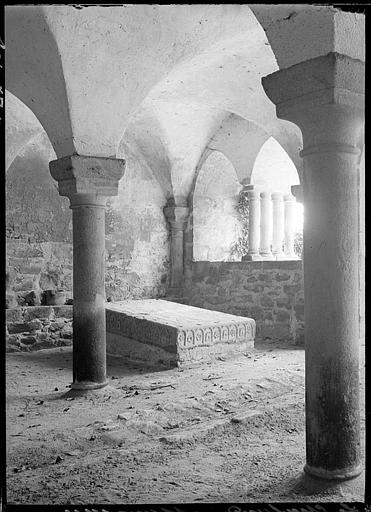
303;148;361;478
245;187;261;261
260;191;273;260
284;194;299;259
272;192;285;259
71;202;107;389
164;205;190;297
170;229;184;289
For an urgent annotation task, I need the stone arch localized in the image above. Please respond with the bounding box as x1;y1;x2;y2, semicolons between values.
192;150;242;262
5;90;55;172
251;136;300;194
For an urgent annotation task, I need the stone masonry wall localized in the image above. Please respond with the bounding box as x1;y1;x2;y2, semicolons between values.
6;135;170;307
6;305;73;352
184;260;304;345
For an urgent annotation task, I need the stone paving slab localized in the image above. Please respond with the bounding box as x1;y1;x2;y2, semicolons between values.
106;299;255;366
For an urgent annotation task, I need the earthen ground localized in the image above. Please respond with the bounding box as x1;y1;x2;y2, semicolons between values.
6;340;365;505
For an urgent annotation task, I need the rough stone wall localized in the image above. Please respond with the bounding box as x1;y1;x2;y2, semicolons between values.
184;260;304;345
6;137;170;306
105;152;169;301
6;305;73;352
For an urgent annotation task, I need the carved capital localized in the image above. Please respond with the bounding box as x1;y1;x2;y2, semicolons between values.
291;185;303;204
49;155;125;205
163;206;190;231
263;53;364;116
262;53;365;150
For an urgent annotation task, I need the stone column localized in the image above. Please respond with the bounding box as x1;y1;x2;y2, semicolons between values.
163;203;190;297
283;193;299;260
243;185;261;261
271;192;285;260
50;155;125;390
263;53;364;480
259;191;274;260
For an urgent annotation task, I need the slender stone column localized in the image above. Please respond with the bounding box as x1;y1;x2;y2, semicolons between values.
243;185;261;261
50;155;125;390
272;192;285;260
259;191;274;260
263;53;364;480
284;193;299;260
163;203;190;297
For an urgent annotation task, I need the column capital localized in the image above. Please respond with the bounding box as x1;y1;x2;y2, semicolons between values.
262;53;364;150
241;184;261;197
262;53;364;116
291;185;303;204
49;155;125;205
260;190;272;199
271;191;284;201
163;205;190;230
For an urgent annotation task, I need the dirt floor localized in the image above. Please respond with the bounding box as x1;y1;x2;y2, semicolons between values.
6;339;366;505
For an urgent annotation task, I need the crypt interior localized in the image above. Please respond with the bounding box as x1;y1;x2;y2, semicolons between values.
4;4;365;505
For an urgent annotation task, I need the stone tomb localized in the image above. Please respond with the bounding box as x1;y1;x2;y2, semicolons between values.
106;299;255;367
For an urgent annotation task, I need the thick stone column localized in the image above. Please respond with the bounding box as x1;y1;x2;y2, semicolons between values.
50;155;125;390
244;185;261;261
263;53;364;480
163;203;190;297
283;193;299;260
272;191;285;260
259;191;274;260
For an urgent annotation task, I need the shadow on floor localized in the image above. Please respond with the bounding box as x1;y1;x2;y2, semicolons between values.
7;347;175;377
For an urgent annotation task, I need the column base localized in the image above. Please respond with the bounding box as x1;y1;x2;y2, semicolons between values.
242;253;262;261
273;253;287;261
304;463;363;481
71;380;108;391
260;253;275;261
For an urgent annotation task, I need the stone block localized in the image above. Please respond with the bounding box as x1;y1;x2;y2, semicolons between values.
44;290;67;306
283;284;302;295
260;295;274;308
36;332;49;341
20;335;37;345
28;319;43;332
24;306;54;321
5;294;18;309
61;331;72;340
276;309;290;322
244;276;257;283
29;340;55;351
275;272;291;282
8;322;30;334
8;257;44;275
23;291;42;306
258;273;273;283
13;275;40;292
249;284;265;293
6;308;24;323
52;305;73;319
53;319;67;329
6;334;21;346
6;241;44;259
275;297;292;308
106;299;255;366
